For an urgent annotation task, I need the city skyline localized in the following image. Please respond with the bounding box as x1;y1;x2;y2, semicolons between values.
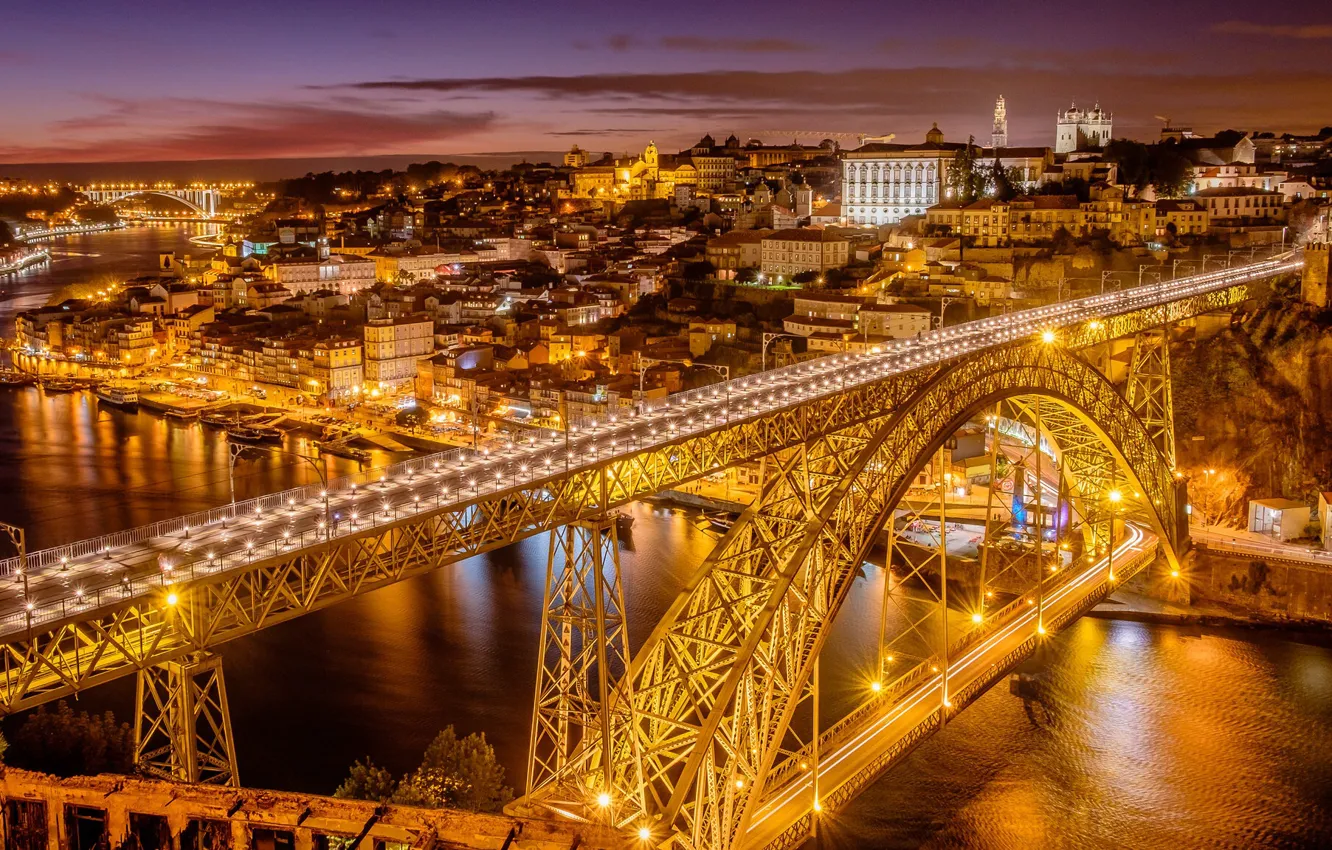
2;0;1331;165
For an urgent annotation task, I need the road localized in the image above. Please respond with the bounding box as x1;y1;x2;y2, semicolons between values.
741;524;1154;850
0;254;1299;638
1191;525;1332;568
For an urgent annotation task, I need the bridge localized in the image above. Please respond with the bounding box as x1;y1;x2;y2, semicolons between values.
77;182;239;216
0;252;1303;849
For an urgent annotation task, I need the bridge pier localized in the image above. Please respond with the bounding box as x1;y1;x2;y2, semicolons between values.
134;652;239;786
524;516;643;826
1125;328;1176;470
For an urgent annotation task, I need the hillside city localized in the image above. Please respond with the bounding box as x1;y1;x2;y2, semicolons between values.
2;101;1330;451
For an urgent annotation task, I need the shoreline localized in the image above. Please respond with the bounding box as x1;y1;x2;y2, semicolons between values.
1090;594;1332;634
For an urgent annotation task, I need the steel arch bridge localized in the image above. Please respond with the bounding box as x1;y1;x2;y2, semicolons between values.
0;255;1303;847
79;185;220;216
582;345;1181;850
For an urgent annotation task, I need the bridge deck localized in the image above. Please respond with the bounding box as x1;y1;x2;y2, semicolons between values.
743;526;1156;850
0;256;1298;707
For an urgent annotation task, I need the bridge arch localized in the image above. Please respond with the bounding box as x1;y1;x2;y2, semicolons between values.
615;342;1181;849
89;190;208;215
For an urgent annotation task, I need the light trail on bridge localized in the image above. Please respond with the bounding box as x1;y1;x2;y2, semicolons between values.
743;523;1152;849
0;253;1301;644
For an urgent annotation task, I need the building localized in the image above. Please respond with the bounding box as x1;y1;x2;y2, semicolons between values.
1055;102;1112;153
841;126;1052;226
688;319;737;357
991;95;1008;148
1248;498;1309;542
759;228;849;277
263;254;376;296
563;145;589;168
705;230;770;279
859;303;932;339
311;337;364;402
363;315;434;393
1155;199;1209;237
1192;187;1286;224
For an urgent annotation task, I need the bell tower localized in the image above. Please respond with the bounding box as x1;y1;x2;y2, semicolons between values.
992;95;1008;149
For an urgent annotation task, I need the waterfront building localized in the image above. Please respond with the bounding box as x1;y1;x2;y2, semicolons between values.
363;315;435;393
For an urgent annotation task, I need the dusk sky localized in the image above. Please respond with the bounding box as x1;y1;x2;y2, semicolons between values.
3;0;1330;165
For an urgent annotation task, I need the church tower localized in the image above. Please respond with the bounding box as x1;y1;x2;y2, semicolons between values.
643;141;659;177
992;95;1008;149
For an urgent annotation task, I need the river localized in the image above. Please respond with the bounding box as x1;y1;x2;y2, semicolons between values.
2;226;1330;849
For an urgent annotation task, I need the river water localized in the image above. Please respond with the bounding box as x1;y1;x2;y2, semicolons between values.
2;226;1331;849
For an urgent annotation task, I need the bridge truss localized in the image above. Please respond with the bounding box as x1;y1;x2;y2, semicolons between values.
0;263;1286;833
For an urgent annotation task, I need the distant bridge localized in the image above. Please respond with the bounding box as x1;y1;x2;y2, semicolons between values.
0;252;1304;848
77;183;238;216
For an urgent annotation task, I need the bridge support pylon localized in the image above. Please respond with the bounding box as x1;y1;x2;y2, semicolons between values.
525;516;644;825
1125;328;1176;469
134;652;239;786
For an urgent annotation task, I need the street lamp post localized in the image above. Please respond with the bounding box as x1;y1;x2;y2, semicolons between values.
228;443;331;531
761;332;800;372
1;523;29;624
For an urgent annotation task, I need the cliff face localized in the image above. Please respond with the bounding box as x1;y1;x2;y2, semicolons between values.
1173;277;1332;500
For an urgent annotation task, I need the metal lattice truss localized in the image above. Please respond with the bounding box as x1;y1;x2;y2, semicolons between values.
0;282;1236;719
587;344;1183;850
527;518;645;824
134;652;238;785
1125;329;1176;469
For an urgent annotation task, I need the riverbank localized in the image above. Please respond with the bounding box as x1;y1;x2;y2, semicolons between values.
1092;589;1332;633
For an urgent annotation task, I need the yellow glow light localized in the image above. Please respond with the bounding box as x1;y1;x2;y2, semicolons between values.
597;792;612;808
166;592;179;606
1041;329;1056;344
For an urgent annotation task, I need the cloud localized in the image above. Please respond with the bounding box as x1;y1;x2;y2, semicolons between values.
331;66;1332;143
1212;20;1332;39
593;34;812;53
0;100;495;164
658;36;811;53
547;128;655;136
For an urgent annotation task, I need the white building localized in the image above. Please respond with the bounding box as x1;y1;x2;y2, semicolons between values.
841;125;1052;227
264;254;376;296
1055;103;1112;154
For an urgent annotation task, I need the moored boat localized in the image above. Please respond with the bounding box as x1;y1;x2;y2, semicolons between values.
95;382;140;409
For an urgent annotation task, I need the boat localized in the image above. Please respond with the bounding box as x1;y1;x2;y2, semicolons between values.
163;408;199;421
703;510;737;532
315;439;371;462
227;424;280;443
0;371;34;387
95;382;140;409
201;410;240;427
41;378;81;393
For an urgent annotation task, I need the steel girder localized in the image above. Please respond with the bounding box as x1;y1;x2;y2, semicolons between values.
0;282;1238;717
0;363;930;716
134;652;238;786
526;517;645;824
605;343;1181;850
1125;329;1176;469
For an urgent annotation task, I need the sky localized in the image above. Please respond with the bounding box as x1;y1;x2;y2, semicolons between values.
1;0;1330;167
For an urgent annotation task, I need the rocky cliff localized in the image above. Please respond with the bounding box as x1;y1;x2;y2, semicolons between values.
1173;276;1332;501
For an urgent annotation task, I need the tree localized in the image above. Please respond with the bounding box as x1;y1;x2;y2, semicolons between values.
0;220;13;246
945;136;987;204
989;160;1025;201
1103;139;1152;191
8;701;133;777
1147;146;1193;198
335;758;398;802
682;260;715;281
413;728;512;813
735;267;759;284
337;726;513;813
